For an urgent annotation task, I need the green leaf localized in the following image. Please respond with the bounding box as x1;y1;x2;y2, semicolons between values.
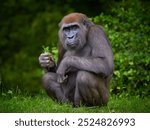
42;46;50;53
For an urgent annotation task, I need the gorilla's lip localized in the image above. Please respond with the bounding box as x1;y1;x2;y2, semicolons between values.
67;42;78;48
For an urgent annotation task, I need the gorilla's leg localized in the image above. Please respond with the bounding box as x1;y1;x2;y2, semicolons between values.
42;72;68;103
74;71;109;106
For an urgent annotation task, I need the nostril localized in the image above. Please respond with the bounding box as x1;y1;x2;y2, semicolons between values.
68;36;74;39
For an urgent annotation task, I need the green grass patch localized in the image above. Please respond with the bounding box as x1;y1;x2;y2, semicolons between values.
0;93;150;113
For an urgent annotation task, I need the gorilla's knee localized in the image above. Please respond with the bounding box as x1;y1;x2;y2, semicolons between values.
76;71;97;89
76;71;90;86
42;73;50;85
42;72;56;89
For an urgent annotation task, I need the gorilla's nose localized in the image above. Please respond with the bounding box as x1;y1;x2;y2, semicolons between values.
68;35;74;39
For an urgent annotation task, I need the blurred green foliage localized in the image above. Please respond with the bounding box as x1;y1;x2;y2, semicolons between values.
0;0;149;96
92;0;150;96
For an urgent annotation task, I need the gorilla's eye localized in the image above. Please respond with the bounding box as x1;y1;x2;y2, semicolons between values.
71;25;79;30
63;25;79;32
63;27;70;32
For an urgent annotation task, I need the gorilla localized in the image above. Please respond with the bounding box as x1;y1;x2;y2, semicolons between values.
39;13;114;107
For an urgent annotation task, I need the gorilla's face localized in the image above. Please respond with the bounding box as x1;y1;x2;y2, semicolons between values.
59;22;87;51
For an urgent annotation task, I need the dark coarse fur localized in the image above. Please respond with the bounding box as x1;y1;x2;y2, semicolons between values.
41;13;114;107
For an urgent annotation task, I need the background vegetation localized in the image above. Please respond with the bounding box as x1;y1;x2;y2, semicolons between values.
0;0;149;112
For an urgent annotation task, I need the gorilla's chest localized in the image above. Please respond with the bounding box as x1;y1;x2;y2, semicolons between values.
64;44;91;57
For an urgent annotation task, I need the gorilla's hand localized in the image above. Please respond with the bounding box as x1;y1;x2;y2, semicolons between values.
39;52;55;69
56;57;70;83
57;74;68;83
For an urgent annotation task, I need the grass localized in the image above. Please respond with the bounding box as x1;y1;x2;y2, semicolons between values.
0;92;150;113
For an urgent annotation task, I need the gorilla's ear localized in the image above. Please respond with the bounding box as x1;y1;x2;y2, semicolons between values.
82;14;94;28
83;20;94;28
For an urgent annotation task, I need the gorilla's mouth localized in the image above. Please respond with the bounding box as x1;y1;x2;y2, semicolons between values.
67;41;78;48
67;43;76;47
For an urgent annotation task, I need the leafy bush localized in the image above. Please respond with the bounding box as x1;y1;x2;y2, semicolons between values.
92;1;150;96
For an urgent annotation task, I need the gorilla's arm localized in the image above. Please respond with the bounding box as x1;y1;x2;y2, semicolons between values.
57;26;114;78
57;56;111;77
